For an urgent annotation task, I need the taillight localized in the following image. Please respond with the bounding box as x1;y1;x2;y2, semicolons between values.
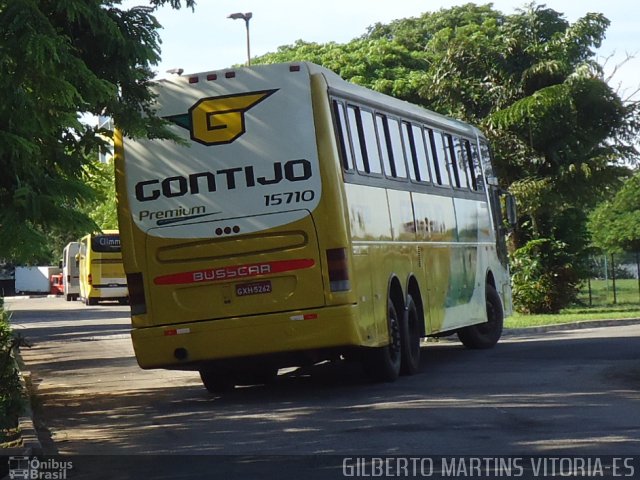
87;273;92;285
326;248;350;292
127;272;147;315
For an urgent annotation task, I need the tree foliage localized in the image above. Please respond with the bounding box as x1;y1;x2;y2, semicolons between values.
510;238;581;313
0;0;189;264
82;160;119;232
589;171;640;253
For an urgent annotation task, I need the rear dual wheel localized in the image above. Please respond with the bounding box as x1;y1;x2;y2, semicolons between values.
363;295;422;382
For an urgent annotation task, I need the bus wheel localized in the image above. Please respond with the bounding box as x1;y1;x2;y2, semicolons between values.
457;284;504;349
400;294;421;375
66;294;72;302
362;297;402;382
199;370;236;393
86;297;98;306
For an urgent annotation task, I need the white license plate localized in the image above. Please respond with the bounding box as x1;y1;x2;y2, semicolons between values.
235;280;272;297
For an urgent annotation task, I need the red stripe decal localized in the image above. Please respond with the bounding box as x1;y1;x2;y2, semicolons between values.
154;258;315;286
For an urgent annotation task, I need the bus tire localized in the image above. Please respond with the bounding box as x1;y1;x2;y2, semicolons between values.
199;370;236;393
457;284;504;349
66;294;72;302
400;294;421;375
362;298;402;382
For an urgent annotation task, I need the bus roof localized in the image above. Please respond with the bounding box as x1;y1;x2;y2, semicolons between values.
161;62;483;140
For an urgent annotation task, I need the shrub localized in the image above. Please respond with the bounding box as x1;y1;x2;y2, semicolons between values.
0;299;24;430
511;238;581;314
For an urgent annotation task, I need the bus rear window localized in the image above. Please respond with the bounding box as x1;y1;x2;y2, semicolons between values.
91;234;121;253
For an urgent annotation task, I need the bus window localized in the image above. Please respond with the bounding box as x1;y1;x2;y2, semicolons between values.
424;129;441;185
333;100;354;170
376;114;394;177
412;124;432;183
388;118;407;178
444;134;462;188
403;122;431;183
431;130;451;186
453;137;470;189
469;142;484;191
360;109;382;174
347;105;367;173
479;140;494;183
402;123;417;180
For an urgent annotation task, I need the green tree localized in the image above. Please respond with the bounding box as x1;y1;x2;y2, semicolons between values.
82;160;119;231
589;171;640;253
0;0;193;264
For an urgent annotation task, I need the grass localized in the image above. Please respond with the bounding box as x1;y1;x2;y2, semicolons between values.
506;305;640;329
578;278;640;306
506;278;640;329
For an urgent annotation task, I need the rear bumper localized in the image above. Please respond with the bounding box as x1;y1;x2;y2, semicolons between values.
131;304;366;369
90;286;128;299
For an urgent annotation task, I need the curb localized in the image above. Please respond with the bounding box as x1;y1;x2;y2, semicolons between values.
2;295;61;300
3;355;44;458
504;317;640;336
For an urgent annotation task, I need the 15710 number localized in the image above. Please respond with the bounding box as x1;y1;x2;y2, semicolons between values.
264;190;315;206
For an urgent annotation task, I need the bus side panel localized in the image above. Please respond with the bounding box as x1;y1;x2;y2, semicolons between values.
439;198;490;331
410;191;457;334
346;183;398;347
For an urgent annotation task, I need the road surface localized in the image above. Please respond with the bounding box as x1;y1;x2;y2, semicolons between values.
4;296;640;478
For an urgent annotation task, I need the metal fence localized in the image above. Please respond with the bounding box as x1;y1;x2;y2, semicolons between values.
579;252;640;306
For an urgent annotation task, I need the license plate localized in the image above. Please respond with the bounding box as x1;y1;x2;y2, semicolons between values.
235;280;272;297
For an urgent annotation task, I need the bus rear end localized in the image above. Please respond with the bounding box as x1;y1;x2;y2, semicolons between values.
116;63;361;389
79;231;128;305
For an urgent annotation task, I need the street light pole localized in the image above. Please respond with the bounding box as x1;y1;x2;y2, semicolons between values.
228;12;252;66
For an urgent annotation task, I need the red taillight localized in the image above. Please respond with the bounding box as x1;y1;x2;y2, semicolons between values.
127;272;147;315
326;248;350;292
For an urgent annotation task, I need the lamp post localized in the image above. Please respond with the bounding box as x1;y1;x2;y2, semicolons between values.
228;12;252;66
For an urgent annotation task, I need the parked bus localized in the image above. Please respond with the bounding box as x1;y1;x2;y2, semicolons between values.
78;231;128;306
115;62;514;392
62;241;81;301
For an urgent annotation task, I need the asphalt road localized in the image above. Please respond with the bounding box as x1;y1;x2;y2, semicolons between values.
4;296;640;478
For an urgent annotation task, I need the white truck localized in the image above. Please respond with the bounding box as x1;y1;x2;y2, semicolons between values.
14;266;61;294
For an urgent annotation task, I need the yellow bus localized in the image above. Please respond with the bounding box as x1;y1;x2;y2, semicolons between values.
115;62;514;392
78;230;128;306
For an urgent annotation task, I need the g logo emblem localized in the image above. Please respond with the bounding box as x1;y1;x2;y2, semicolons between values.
164;89;278;146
